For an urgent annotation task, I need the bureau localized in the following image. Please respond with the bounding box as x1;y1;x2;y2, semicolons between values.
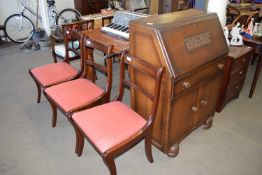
129;9;229;156
217;46;253;112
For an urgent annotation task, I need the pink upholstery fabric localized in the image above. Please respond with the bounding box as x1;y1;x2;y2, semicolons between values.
31;62;78;86
45;78;104;112
72;101;147;153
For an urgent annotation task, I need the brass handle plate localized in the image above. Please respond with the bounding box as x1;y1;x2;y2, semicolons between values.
191;106;198;112
201;99;208;106
182;81;191;89
217;64;224;70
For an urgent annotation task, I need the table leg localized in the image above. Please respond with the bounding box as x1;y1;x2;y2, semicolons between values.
249;55;262;98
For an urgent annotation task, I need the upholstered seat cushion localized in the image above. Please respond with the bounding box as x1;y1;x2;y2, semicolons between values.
31;62;78;86
72;101;147;153
54;44;79;58
45;78;104;112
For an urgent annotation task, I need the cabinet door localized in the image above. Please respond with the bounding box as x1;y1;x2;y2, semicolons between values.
169;88;198;145
195;74;223;125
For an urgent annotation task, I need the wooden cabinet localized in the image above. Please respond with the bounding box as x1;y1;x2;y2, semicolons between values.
217;46;253;112
74;0;108;15
129;9;228;156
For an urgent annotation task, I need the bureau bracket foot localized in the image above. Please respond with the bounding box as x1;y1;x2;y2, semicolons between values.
203;116;213;129
167;143;179;157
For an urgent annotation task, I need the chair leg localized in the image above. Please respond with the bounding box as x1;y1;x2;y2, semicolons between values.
36;83;41;103
46;99;57;127
103;156;117;175
74;126;84;156
145;135;154;163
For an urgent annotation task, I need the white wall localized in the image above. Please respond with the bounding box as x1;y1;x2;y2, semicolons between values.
0;0;75;24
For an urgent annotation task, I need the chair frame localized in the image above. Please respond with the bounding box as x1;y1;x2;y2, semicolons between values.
51;19;95;63
44;36;121;128
226;11;259;30
29;29;86;104
73;54;164;175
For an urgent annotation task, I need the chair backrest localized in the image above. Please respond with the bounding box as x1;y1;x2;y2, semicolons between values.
82;37;116;102
101;16;114;27
115;54;164;127
61;19;94;33
51;19;95;63
63;27;83;63
227;11;258;29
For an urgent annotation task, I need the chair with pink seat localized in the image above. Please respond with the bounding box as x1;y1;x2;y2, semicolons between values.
29;29;85;103
72;54;164;175
43;36;120;128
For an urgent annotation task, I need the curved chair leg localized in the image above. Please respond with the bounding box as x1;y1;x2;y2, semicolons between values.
29;70;42;103
75;127;84;156
103;156;117;175
47;100;57;127
36;82;41;103
144;135;153;163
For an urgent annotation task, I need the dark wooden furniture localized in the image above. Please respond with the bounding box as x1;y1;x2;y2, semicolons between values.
217;46;253;112
129;9;229;156
74;0;108;15
243;37;262;98
72;54;164;175
0;25;8;46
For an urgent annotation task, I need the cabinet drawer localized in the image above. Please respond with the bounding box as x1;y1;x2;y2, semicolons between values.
224;79;245;104
231;54;251;71
173;59;226;95
228;65;249;87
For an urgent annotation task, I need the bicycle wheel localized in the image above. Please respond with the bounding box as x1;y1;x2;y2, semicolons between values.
56;8;81;26
4;14;35;43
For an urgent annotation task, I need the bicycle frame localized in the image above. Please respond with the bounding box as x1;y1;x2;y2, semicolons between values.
19;0;42;21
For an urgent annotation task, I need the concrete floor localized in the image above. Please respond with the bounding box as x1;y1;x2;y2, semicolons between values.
0;44;261;175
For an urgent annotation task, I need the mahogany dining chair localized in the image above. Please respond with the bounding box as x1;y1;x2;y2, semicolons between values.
29;27;86;104
72;54;164;175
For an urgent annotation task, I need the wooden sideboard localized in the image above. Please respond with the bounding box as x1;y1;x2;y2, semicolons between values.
217;46;253;112
74;0;108;15
129;9;228;156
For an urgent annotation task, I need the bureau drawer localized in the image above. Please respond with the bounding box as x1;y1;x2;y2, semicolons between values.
228;65;249;87
224;78;245;104
173;59;226;95
231;53;251;71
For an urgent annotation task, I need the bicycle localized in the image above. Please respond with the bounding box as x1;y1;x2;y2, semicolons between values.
4;0;81;43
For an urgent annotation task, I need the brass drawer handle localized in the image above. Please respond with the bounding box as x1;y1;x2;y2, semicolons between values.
239;71;243;75
191;106;198;112
182;81;191;89
217;64;224;70
235;86;240;89
201;99;208;106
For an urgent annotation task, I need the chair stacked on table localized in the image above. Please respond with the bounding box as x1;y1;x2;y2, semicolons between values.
29;21;164;175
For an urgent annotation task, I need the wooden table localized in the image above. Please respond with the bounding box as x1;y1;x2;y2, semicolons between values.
81;28;129;53
243;37;262;97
